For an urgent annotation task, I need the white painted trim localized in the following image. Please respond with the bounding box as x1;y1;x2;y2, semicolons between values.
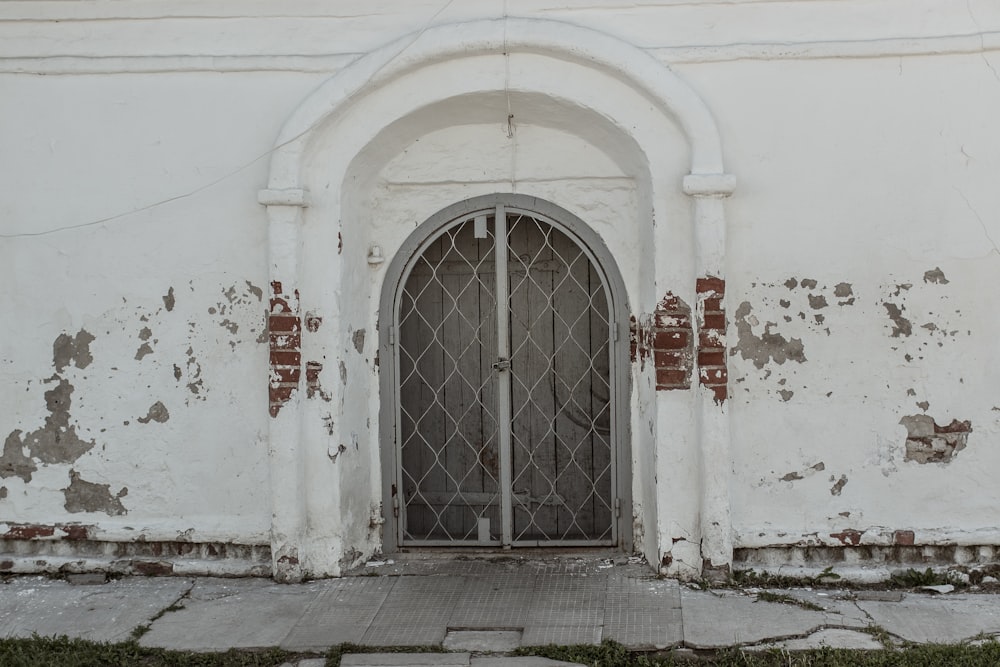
683;174;737;198
257;188;310;208
265;17;726;183
4;32;999;75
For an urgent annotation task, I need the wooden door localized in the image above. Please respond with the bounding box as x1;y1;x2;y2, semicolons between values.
396;206;615;546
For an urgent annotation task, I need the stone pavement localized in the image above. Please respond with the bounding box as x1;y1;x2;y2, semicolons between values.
3;554;1000;666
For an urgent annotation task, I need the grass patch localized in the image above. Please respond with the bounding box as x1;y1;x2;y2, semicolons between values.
0;636;307;667
888;567;965;589
519;638;1000;666
9;636;1000;667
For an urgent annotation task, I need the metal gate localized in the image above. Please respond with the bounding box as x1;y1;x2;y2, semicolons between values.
392;203;618;547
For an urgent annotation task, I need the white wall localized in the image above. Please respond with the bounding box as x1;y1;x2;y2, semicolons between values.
1;0;998;575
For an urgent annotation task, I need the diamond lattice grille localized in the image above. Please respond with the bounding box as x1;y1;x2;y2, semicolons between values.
397;210;614;545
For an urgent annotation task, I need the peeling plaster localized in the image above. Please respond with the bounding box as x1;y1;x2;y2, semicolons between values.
883;302;912;337
352;328;366;354
52;330;95;373
162;287;176;312
0;431;37;482
830;474;848;496
923;267;949;284
21;378;95;465
134;343;154;360
63;470;127;516
900;414;972;464
732;302;807;369
137;401;170;424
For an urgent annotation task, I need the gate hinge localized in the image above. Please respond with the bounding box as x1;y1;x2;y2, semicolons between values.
615;497;622;518
392;495;400;517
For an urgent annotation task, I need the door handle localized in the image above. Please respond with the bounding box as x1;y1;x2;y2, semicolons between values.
492;358;510;372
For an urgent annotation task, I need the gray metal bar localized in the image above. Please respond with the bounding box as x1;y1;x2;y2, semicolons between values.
494;205;513;548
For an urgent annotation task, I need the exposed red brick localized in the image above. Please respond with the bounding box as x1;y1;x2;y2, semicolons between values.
654;350;685;369
697;350;726;367
830;529;863;546
696;276;727;405
656;368;689;388
271;367;302;384
893;530;915;546
654;311;691;329
702;312;726;330
268;314;301;333
270;385;296;406
654;331;688;351
270;350;301;366
305;313;323;333
269;333;301;350
59;525;90;541
700;367;728;384
305;361;323;381
696;276;725;295
4;524;55;540
702;297;723;312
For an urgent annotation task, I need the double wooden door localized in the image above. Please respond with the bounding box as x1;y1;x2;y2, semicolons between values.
393;205;617;547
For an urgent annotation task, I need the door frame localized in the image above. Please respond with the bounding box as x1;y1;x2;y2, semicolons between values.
378;193;633;554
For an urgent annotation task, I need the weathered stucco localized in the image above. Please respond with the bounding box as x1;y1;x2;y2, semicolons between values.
1;0;999;578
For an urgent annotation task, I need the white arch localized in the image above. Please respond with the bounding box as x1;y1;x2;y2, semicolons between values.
264;17;730;191
259;17;735;581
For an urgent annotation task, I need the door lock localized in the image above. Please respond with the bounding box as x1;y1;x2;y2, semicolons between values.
492;358;511;371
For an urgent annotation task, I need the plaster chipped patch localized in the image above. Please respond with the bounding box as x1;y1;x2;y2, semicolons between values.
830;474;848;496
137;401;170;424
339;360;347;385
138;327;152;341
778;389;794;402
834;283;853;298
784;278;798;289
63;470;127;516
52;330;96;372
134;343;154;360
352;328;366;354
800;278;818;289
22;378;95;464
162;287;175;312
0;487;6;499
883;303;912;337
219;319;238;334
246;281;263;301
900;414;972;464
733;302;806;369
923;267;949;284
807;294;827;309
779;463;823;483
916;400;929;411
0;431;36;482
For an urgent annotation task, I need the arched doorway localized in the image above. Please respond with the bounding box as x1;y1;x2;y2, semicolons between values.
380;195;631;550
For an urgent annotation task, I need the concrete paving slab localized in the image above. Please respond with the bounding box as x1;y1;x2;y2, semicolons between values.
448;574;536;627
0;575;192;643
858;593;1000;643
282;577;396;650
750;628;885;650
520;624;602;646
139;577;321;651
603;607;683;649
681;588;834;648
341;653;470;666
443;629;523;652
